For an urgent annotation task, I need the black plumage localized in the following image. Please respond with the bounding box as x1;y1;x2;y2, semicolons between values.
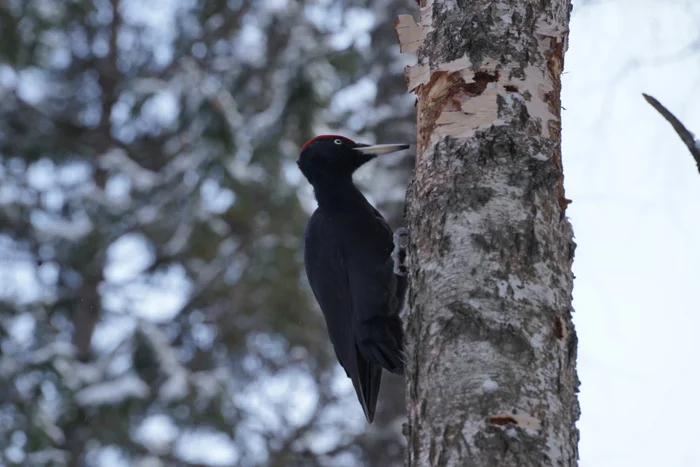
297;135;409;422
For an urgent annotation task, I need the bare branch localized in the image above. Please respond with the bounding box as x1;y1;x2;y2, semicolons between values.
642;93;700;174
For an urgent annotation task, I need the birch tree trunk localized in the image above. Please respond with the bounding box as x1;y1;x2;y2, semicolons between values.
395;1;580;465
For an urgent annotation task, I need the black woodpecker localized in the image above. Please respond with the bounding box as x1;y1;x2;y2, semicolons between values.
297;134;410;423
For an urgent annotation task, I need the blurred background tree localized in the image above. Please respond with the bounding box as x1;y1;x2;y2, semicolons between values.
0;0;415;465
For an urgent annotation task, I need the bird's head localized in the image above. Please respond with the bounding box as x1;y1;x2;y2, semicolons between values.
296;135;409;185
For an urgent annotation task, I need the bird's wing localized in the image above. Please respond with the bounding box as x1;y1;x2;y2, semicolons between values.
342;209;405;375
304;209;382;422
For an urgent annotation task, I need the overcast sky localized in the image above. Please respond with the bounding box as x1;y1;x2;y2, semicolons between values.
563;0;700;465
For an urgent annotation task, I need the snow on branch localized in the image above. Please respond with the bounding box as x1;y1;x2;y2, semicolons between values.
75;373;150;406
642;93;700;175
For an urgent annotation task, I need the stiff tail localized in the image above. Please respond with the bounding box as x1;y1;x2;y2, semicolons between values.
355;315;404;375
352;350;383;423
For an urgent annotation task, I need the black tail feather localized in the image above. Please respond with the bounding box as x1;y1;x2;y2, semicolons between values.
356;315;404;375
351;350;382;423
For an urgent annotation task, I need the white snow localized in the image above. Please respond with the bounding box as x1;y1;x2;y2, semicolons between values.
200;179;236;214
91;316;136;353
27;159;56;191
32;211;93;241
105;233;155;283
95;446;128;467
8;312;36;346
136;205;159;224
102;267;192;322
191;371;222;402
99;148;161;191
239;369;320;431
105;173;132;203
134;414;179;454
0;64;18;93
4;445;24;464
331;78;377;113
173;430;238;467
58;161;92;186
163;223;193;256
141;91;179;128
482;379;499;393
159;370;189;402
17;68;48;104
33;412;65;444
30;341;75;364
0;356;20;377
134;456;166;467
496;280;509;297
75;374;150;406
26;449;69;465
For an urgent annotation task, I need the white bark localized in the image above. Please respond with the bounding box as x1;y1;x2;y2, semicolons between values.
396;1;579;465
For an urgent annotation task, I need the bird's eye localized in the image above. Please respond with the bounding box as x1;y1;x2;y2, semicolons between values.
334;139;343;145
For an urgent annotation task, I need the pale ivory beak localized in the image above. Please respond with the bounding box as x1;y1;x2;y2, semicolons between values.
354;143;410;155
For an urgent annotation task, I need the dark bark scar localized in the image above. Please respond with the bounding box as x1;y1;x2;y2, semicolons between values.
543;35;571;217
489;412;541;430
553;316;564;339
489;414;518;426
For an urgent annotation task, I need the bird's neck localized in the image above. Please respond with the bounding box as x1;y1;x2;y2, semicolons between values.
313;178;368;212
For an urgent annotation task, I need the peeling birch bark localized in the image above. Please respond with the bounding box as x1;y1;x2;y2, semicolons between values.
395;1;579;466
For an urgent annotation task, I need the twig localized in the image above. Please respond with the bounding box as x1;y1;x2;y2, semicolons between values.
642;93;700;175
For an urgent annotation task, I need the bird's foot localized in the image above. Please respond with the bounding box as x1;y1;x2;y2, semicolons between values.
392;227;409;276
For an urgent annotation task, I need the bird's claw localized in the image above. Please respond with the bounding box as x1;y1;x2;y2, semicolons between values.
393;227;409;249
392;227;409;276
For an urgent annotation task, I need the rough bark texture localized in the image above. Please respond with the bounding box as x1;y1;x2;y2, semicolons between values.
396;1;579;466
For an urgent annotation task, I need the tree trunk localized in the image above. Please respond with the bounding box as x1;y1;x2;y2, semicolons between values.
395;1;580;465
